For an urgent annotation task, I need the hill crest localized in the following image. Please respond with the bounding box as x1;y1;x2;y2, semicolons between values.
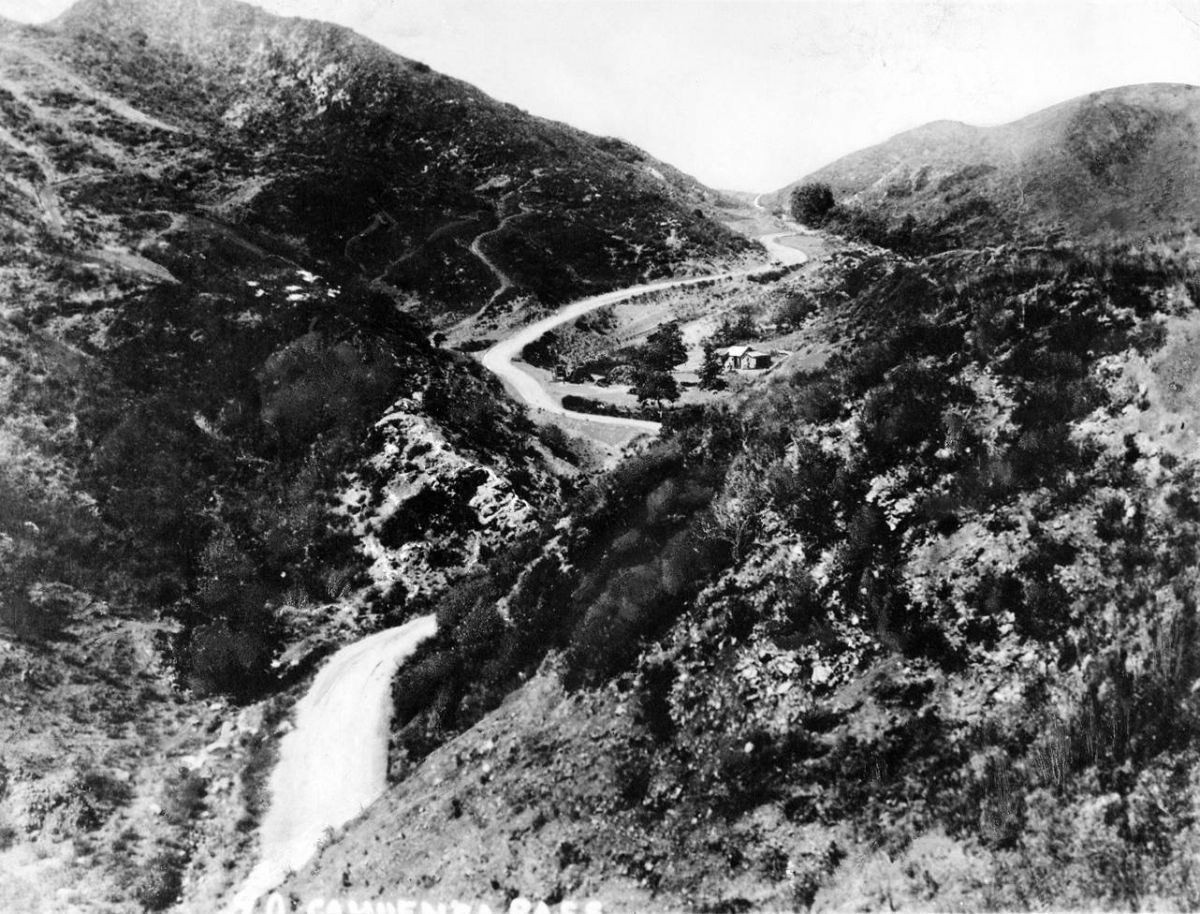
772;82;1200;247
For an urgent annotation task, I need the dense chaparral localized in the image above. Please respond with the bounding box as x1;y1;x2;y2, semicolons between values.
0;1;1198;912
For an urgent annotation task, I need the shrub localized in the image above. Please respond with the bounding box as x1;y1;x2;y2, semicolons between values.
0;588;72;641
76;768;133;820
435;571;498;632
392;652;461;727
765;444;841;547
536;423;575;460
185;617;277;698
790;182;835;225
766;571;828;648
858;361;955;466
560;394;652;421
775;290;818;329
259;335;396;450
162;767;207;828
634;657;676;741
135;851;185;912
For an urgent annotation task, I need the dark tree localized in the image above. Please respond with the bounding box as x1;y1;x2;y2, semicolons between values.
643;321;688;371
699;340;726;390
632;367;680;409
712;311;757;347
790;182;835;225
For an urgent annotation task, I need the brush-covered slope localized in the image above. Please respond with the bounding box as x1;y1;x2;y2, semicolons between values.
40;0;750;320
0;0;586;694
285;237;1200;911
0;2;635;907
771;84;1200;248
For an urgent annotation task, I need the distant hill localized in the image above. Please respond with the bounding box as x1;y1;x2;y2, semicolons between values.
30;0;750;318
769;84;1200;247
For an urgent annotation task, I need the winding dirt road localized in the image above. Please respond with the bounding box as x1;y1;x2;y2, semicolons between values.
224;220;811;914
226;616;437;914
480;229;810;436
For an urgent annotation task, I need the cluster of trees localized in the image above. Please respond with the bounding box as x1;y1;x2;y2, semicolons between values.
789;181;835;225
548;313;745;420
707;311;757;347
628;317;748;405
789;180;958;256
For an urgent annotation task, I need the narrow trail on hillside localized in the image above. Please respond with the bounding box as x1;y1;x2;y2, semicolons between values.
468;212;524;304
480;228;810;438
450;198;543;335
225;616;437;914
0;41;184;236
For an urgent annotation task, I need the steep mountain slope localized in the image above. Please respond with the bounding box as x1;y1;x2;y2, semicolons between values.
0;0;758;908
769;84;1200;248
285;238;1200;911
12;3;1200;912
40;0;750;320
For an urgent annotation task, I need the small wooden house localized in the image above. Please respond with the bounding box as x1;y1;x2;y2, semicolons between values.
718;345;773;371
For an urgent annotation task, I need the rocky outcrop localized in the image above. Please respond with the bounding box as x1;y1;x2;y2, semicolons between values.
339;402;539;603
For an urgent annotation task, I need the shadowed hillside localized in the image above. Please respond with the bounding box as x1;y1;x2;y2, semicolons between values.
40;0;751;319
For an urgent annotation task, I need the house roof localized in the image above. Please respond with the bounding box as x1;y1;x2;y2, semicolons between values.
719;345;771;360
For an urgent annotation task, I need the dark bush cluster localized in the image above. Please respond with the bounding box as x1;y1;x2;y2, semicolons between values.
388;426;746;770
71;267;446;697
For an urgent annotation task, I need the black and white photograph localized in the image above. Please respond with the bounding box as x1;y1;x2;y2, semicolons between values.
2;0;1200;911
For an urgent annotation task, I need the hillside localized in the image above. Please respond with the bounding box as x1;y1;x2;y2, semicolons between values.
0;0;760;908
285;237;1200;912
40;0;751;320
7;3;1200;912
769;83;1200;250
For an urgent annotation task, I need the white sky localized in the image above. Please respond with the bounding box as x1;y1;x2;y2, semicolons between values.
4;0;1200;190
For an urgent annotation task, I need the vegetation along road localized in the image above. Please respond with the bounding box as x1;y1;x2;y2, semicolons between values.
227;225;809;913
480;228;810;436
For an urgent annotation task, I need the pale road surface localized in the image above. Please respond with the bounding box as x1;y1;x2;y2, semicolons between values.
480;229;810;436
225;615;437;914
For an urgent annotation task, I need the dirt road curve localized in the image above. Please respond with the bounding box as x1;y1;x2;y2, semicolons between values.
226;616;437;914
480;230;809;437
226;227;811;914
